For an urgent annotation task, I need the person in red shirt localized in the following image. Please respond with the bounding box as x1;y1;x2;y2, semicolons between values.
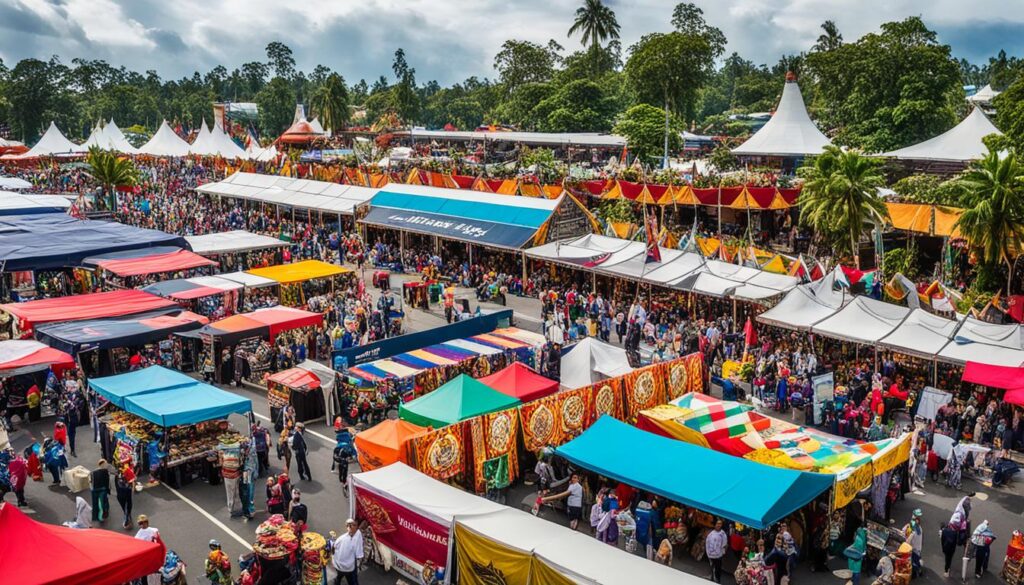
884;375;909;423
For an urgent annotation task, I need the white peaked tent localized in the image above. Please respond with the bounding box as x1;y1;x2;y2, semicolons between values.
732;78;832;157
206;123;247;159
18;122;86;157
138;120;191;157
560;337;633;390
880;108;1002;163
188;120;213;155
82;121;104;149
83;120;138;154
968;84;1000;106
245;141;278;162
309;117;325;134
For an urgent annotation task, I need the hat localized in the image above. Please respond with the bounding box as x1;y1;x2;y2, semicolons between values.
346;518;357;525
913;509;922;518
898;542;913;555
209;539;221;548
137;514;149;524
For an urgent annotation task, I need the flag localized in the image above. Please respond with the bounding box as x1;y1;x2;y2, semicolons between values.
620;144;628;166
809;260;824;281
644;207;661;263
743;317;758;347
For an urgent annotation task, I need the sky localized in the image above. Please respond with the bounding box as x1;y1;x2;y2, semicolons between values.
1;0;1023;86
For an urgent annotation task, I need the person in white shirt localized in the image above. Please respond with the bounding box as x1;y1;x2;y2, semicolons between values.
541;474;584;530
705;519;728;583
332;518;364;585
133;515;161;585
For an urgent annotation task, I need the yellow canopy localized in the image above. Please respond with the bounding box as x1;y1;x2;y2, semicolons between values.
246;260;351;284
886;202;963;237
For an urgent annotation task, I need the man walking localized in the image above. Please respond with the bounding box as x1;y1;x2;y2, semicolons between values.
218;443;242;517
89;459;110;523
293;423;311;481
240;440;257;520
705;519;727;583
332;518;364;585
252;422;271;477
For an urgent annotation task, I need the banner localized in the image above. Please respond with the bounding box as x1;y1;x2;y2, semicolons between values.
412;425;465;481
519;394;562;452
873;433;912;476
833;461;873;510
587;377;624;423
622;363;668;422
811;372;835;425
354;487;450;580
453;523;534;585
556;385;592;441
484;408;520;486
665;352;705;399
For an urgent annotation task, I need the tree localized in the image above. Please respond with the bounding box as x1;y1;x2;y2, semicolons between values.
86;147;137;210
954;146;1024;293
568;0;621;53
256;77;296;137
797;146;888;267
5;58;60;142
311;73;350;132
994;75;1024;147
613;104;683;164
493;40;561;93
812;20;843;52
532;79;616;132
491;82;555;129
671;3;726;59
804;17;961;152
391;49;420;124
265;42;296;79
240;61;269;95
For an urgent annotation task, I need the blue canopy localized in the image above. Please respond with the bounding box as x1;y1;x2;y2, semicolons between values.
0;213;187;271
89;366;250;427
555;416;835;529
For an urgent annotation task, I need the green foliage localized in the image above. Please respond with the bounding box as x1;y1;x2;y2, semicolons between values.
532;79;616;132
797;146;888;265
994;76;1024;149
708;144;739;173
494;40;561;93
520;147;566;183
568;0;621;51
311;73;350;132
86;147;138;210
256;77;296;137
625;31;717;124
891;174;965;206
670;3;726;59
596;198;634;224
881;245;919;279
804;17;961;152
613;104;683;165
955;283;995;313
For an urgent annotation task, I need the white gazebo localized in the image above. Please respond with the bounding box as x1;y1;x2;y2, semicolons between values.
732;76;832;158
879;108;1002;164
138;120;191;157
16;122;86;158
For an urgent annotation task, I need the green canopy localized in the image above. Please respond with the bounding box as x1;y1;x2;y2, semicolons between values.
399;374;521;428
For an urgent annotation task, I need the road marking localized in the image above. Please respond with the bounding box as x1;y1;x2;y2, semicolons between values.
252;412;335;445
161;483;251;549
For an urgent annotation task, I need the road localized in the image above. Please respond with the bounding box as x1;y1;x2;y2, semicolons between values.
5;269;1021;584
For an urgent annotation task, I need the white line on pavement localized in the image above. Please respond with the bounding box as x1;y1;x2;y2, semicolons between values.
252;412;335;445
161;483;251;549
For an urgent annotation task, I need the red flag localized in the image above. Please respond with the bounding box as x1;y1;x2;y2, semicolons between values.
743;317;758;347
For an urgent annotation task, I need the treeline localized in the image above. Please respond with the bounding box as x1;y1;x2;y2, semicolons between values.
0;2;1022;159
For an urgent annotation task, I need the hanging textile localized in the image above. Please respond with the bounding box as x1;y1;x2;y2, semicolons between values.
469;416;487;494
555;386;592;442
412;424;465;481
483;408;519;485
587;377;624;423
622;364;668;422
519;394;562;452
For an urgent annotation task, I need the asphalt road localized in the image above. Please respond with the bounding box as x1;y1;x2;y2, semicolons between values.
4;270;1022;584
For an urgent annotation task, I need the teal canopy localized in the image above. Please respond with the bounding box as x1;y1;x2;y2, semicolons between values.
555;416;835;529
90;366;251;427
399;374;521;428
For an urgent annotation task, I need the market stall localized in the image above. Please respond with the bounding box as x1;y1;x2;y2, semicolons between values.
266;360;336;424
82;246;216;289
90;366;252;487
245;260;352;307
478;361;559;402
142;276;244;318
0;339;75;421
0;289;179;338
184;229;288;271
353;418;429;471
398;374;522;428
559;337;633;390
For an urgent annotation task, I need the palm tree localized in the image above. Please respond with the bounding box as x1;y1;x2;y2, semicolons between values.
86;147;137;211
812;20;843;52
798;145;888;268
311;73;350;134
954;146;1024;293
568;0;621;55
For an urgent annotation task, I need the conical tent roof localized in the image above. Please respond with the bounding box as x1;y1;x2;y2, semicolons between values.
19;122;86;157
398;374;521;428
309;117;326;134
102;120;138;154
968;84;1000;105
732;79;831;157
880;108;1002;163
277;120;320;144
478;361;559;402
82;122;105;150
188;120;213;155
205;123;247;159
138;120;191;157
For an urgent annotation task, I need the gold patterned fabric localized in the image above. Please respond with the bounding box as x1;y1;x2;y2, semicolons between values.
484;409;520;483
622;363;668;422
519;395;561;452
412;424;465;481
469;417;487;494
587;377;624;423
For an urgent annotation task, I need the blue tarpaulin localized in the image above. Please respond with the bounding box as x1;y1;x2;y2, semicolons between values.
555;416;835;529
89;366;251;427
0;213;187;271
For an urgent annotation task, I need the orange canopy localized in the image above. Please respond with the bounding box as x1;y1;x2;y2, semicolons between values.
354;419;429;471
277;120;321;145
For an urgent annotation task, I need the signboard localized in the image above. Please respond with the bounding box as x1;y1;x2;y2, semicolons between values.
811;372;834;425
361;207;539;249
353;487;450;582
546;198;591;242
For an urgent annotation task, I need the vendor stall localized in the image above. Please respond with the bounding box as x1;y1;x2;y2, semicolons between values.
398;374;522;428
245;260;352;307
82;246;216;289
90;366;252;487
0;339;75;421
266;364;330;424
478;361;559;402
559;337;633;390
0;289;179;338
353;419;428;471
184;230;288;271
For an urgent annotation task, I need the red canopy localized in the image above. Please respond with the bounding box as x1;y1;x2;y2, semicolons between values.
962;362;1024;391
268;367;321;390
478;361;559;402
0;503;165;585
1;290;178;333
91;249;216;277
0;340;75;377
247;307;324;336
277;120;321;145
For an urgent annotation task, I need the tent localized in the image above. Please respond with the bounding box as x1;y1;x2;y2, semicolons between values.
83;120;138;154
0;340;74;377
83;247;216;277
398;374;522;428
968;84;1000;106
0;190;72;215
90;366;251;427
245;259;351;284
0;212;188;271
187;120;213;155
277;120;321;145
13;122;86;158
0;177;32;190
938;317;1024;367
354;418;429;471
138;120;191;157
559;337;633;390
191;121;246;159
811;296;910;344
555;416;835;529
962;362;1024;391
196;314;268;345
195;172;377;216
293;359;339;425
452;507;699;585
878;309;961;359
142;275;243;301
198;307;323;344
215;271;278;289
478;361;559;402
1;290;178;334
185;230;288;256
0;503;165;585
35;310;208;355
0;138;28;157
732;78;832;157
880;108;1001;163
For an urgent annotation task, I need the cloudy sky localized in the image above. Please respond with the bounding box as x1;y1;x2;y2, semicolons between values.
2;0;1022;85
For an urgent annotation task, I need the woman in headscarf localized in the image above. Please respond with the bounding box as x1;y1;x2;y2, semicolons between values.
844;526;867;585
63;496;92;529
940;514;961;578
945;446;964;490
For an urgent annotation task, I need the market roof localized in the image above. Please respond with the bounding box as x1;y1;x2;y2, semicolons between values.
757;283;848;331
142;275;243;300
363;183;562;249
36;310;208;355
0;191;72;215
1;290;178;332
0;212;187;271
353;419;429;471
137;120;191;157
0;340;75;377
967;84;1000;105
83;247;216;277
811;295;911;344
478;361;559;402
0;177;32;190
83;119;138;154
198;307;323;343
938;317;1024;367
559;337;633;390
185;230;288;255
879;108;1002;163
190;122;247;159
398;128;626;147
398;374;522;428
555;416;835;529
731;79;832;157
195;172;377;215
245;259;351;283
216;270;278;288
0;502;165;585
89;365;251;426
877;308;962;359
267;367;321;390
277;120;322;144
11;122;86;158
